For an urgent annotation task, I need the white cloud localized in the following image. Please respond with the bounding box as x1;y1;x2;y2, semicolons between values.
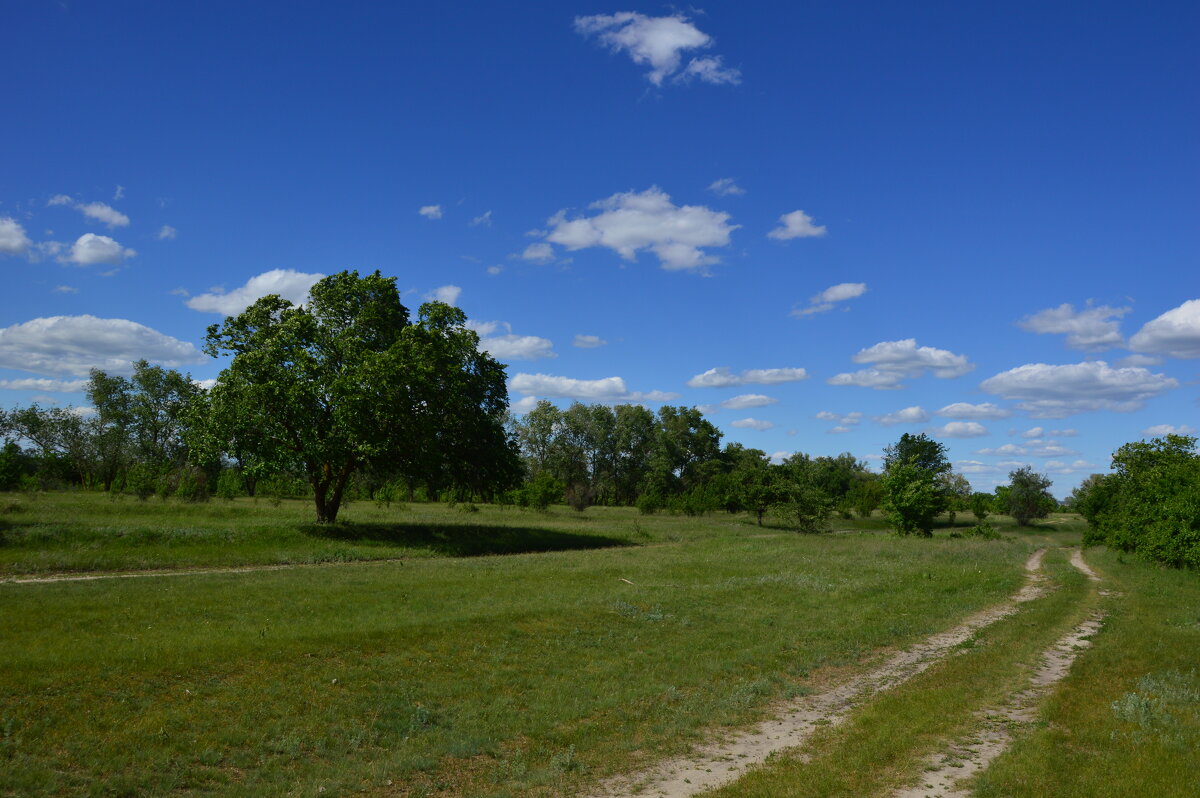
873;406;929;426
46;194;73;206
1017;302;1128;351
980;360;1179;418
486;265;504;275
769;451;792;464
519;242;555;263
573;334;607;348
113;185;124;201
975;441;1080;458
1043;459;1098;474
479;334;555;361
193;378;217;390
1142;424;1197;437
767;209;826;240
955;460;998;475
64;233;136;266
0;378;88;392
471;210;492;227
816;410;863;427
730;417;774;431
793;282;866;317
829;339;974;389
537;186;737;271
1115;353;1162;367
418;205;443;219
52;285;78;294
687;365;808;388
77;202;130;228
1129;299;1200;358
0;315;202;376
510;395;540;414
708;178;745;196
574;12;740;86
158;225;177;240
935;402;1012;420
827;368;905;390
509;372;679;402
829;426;852;434
186;269;325;315
721;393;778;410
428;285;462;306
1019;426;1077;438
929;421;989;438
0;217;32;255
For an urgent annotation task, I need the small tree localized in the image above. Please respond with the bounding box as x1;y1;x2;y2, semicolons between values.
882;433;951;536
969;491;992;521
1005;467;1054;526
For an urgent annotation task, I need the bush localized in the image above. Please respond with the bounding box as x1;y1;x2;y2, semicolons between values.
965;521;1000;540
565;482;596;512
771;487;833;534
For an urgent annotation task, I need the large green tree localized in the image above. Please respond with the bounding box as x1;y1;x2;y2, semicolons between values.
882;433;951;536
1004;466;1055;526
193;270;520;523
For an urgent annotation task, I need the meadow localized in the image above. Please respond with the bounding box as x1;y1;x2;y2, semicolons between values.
1;494;1195;797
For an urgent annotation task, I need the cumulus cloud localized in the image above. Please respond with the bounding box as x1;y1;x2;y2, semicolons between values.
158;225;177;240
52;285;78;294
46;194;73;206
574;12;740;86
518;243;555;264
1017;302;1128;350
469;322;555;361
486;265;504;276
936;402;1012;420
829;339;973;390
816;410;863;428
510;395;540;414
767;210;826;240
793;282;866;317
77;202;130;228
955;460;998;475
1129;299;1200;359
427;285;462;306
708;178;745;196
873;406;929;426
1043;459;1098;474
186;269;325;315
1019;427;1078;439
929;421;989;438
0;217;32;255
509;373;679;403
573;334;607;348
535;186;737;271
731;417;774;431
64;233;136;266
976;441;1080;458
1142;424;1197;437
418;205;443;219
687;366;808;388
980;360;1179;418
0;315;202;376
0;377;89;392
721;393;777;410
479;334;555;361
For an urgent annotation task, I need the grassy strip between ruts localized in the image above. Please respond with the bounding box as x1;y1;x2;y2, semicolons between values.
705;548;1098;798
974;546;1200;798
0;526;1028;797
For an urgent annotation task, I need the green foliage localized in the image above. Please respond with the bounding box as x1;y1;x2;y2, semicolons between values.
969;491;993;521
215;468;243;500
192;270;520;523
1081;435;1200;567
965;520;1001;540
1005;466;1055;526
770;484;834;533
520;471;562;511
881;434;951;536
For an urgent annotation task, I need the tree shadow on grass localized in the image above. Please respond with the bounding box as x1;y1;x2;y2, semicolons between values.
300;521;633;557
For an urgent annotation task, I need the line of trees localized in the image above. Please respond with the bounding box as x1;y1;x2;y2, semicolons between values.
1072;434;1199;568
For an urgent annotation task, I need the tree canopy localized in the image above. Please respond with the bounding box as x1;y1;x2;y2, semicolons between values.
881;433;951;536
192;270;520;523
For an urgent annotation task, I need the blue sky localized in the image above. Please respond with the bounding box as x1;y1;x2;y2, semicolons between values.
2;1;1197;496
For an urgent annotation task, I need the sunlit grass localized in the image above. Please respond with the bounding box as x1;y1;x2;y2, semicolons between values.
0;496;1030;796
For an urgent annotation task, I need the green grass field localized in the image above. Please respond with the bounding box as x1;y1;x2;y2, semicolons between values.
0;494;1195;797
